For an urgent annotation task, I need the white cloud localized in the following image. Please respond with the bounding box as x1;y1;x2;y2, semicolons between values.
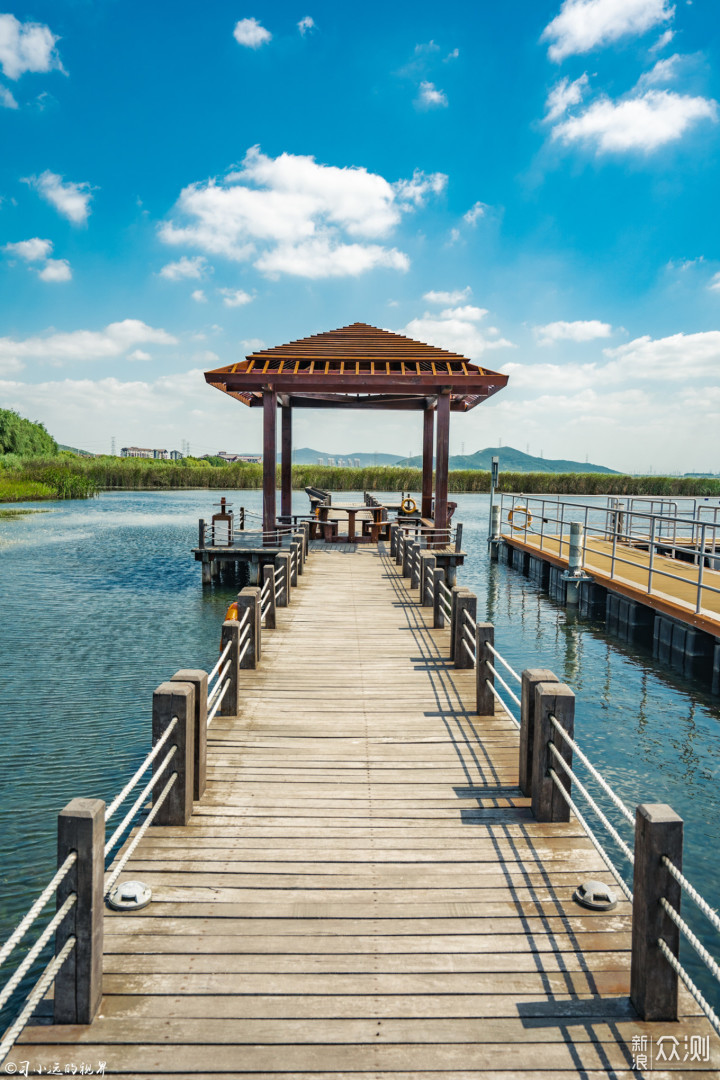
159;255;208;280
544;73;590;122
603;330;720;380
440;305;488;321
1;83;18;108
542;0;675;63
160;147;445;278
298;16;315;36
38;258;71;282
24;170;94;224
463;201;487;226
233;18;271;49
535;319;613;345
0;14;63;80
417;81;447;108
650;28;675;52
240;338;266;352
414;41;440;55
399;306;514;361
3;237;53;261
636;53;683;88
444;48;459;61
191;289;207;303
219;288;253;307
0;320;177;365
551;89;717;152
708;272;720;292
423;287;471;304
128;349;151;362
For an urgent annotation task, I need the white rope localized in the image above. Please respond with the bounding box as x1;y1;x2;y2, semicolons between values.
549;743;635;866
463;608;477;634
275;585;283;602
658;938;720;1039
0;936;76;1067
485;679;521;728
261;599;271;618
549;769;634;904
463;623;475;650
104;745;176;858
485;661;522;709
661;856;720;939
660;898;720;985
550;715;634;826
104;773;177;895
238;638;250;667
0;893;76;1013
207;660;230;706
237;607;250;632
207;640;232;687
439;596;452;616
207;679;230;727
0;852;76;970
461;638;475;663
274;566;283;580
261;577;271;599
484;641;522;685
105;718;177;822
439;581;452;602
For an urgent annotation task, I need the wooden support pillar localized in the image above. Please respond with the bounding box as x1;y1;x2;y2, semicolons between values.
433;568;446;629
55;798;105;1025
218;620;240;716
281;403;292;522
422;405;434;519
531;683;575;823
449;586;470;661
152;681;195;827
263;389;277;538
262;564;276;629
275;552;290;606
237;587;261;667
434;390;450;544
420;553;436;607
453;592;477;669
171;669;208;801
519;669;558;798
475;622;495;714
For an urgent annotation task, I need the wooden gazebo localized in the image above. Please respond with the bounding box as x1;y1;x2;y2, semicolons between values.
204;322;508;535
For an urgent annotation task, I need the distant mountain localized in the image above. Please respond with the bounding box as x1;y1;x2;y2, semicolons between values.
280;446;404;466
393;445;618;475
58;444;95;457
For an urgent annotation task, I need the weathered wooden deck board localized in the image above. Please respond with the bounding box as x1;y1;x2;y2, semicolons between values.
16;542;718;1076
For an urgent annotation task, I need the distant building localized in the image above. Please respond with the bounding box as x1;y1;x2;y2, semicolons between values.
215;451;262;464
153;449;169;459
169;450;183;460
120;447;171;460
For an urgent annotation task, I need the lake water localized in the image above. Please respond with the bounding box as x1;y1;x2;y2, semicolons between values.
1;489;719;1018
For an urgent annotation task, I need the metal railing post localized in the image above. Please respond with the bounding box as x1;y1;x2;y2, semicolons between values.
237;587;261;666
696;524;707;613
454;592;477;669
630;804;683;1020
152;680;195;826
263;564;276;630
170;669;208;800
475;622;494;714
219;619;240;713
647;516;656;594
54;798;105;1024
531;683;574;823
519;669;558;798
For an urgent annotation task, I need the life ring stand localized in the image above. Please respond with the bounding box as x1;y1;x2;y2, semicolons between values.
401;497;417;514
508;506;533;531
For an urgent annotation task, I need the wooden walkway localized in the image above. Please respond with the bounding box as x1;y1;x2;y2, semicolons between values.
18;543;718;1077
504;532;720;637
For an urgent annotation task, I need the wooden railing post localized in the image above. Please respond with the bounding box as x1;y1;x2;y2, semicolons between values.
531;683;574;823
421;553;436;607
55;798;105;1024
449;586;470;661
292;532;305;574
402;536;413;578
171;669;208;800
263;564;276;629
152;680;195;826
630;804;683;1020
396;529;405;567
198;519;205;549
410;544;422;589
237;587;261;666
455;522;463;552
475;622;494;714
454;592;477;669
390;523;398;557
433;568;446;628
275;552;290;606
519;669;558;798
219;619;240;714
289;542;300;587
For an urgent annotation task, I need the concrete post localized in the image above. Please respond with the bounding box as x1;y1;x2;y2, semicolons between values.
519;669;558;798
630;804;683;1021
237;587;261;667
171;669;208;801
565;522;585;605
55;798;105;1025
218;619;240;715
491;504;501;539
152;680;195;826
454;592;477;669
275;552;290;607
263;564;276;630
531;683;575;823
475;622;495;715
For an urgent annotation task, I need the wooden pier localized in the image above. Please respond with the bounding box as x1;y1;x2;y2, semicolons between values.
12;541;719;1077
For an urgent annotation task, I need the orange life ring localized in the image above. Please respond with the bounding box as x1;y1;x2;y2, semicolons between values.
508;506;533;531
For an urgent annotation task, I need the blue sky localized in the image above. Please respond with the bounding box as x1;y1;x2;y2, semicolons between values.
1;0;719;471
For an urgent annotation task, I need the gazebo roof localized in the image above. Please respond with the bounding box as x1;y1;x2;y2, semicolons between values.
204;322;508;412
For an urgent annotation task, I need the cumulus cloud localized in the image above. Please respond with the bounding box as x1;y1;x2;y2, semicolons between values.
240;338;266;352
650;28;675;53
219;288;253;307
708;272;720;292
191;289;207;303
37;258;71;282
0;13;63;80
463;202;487;226
417;81;447;108
636;53;683;88
159;255;208;280
128;349;151;362
399;304;514;362
551;89;717;152
233;18;271;49
423;287;472;304
298;16;315;35
3;237;53;261
444;48;459;61
0;320;177;366
160;147;445;279
603;330;720;380
544;73;590;122
24;170;94;224
535;319;613;345
542;0;675;63
1;83;18;108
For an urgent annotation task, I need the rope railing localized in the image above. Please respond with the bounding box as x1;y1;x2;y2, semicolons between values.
485;679;521;728
0;936;76;1066
207;639;232;688
104;772;177;896
104;745;177;859
661;857;720;938
207;661;231;707
549;715;634;825
0;894;76;1015
485;661;522;712
657;938;720;1039
0;852;76;971
207;679;230;727
105;717;178;822
484;640;521;685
